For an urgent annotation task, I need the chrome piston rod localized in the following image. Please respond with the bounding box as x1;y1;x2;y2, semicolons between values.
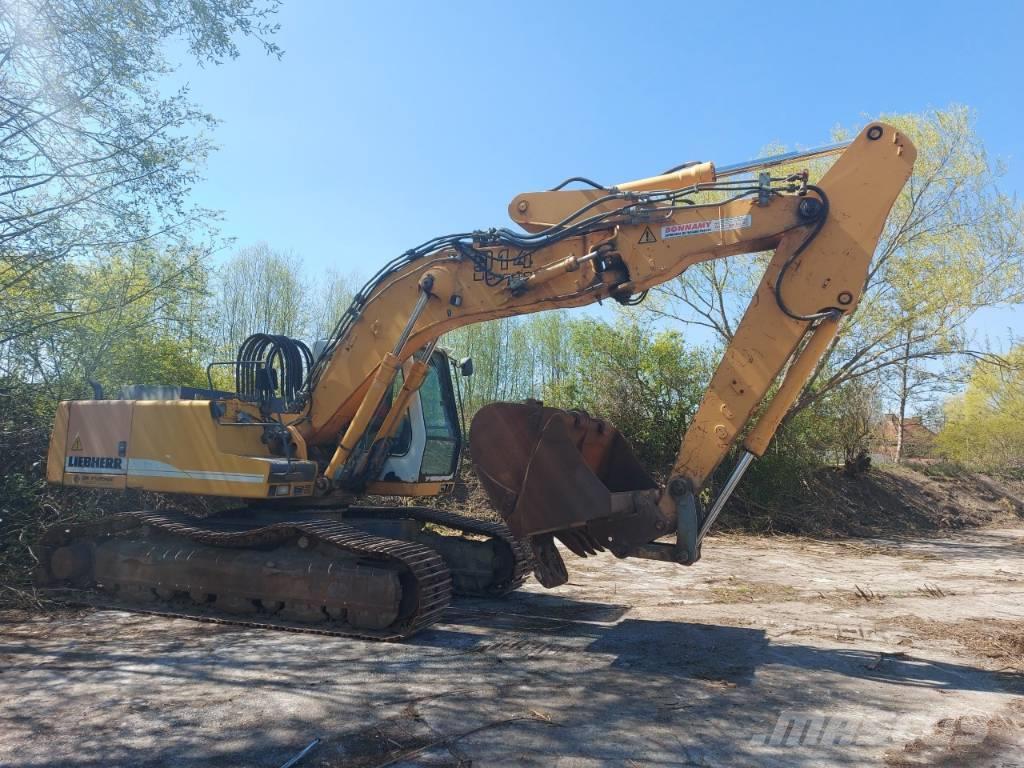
716;140;852;179
697;450;755;541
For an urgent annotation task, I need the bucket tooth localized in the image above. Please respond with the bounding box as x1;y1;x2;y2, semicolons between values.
529;534;569;588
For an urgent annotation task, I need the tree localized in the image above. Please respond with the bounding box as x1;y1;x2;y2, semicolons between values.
0;247;210;399
0;0;281;346
524;311;577;396
641;107;1024;438
883;320;963;463
821;378;881;467
211;243;364;375
443;317;536;413
308;268;357;342
936;347;1024;473
214;243;309;357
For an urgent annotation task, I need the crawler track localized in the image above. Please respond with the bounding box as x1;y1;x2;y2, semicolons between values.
36;510;452;641
351;506;533;596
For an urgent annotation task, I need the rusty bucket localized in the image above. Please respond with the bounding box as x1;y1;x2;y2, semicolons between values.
470;402;665;586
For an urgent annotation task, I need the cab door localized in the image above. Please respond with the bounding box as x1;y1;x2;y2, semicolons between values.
375;351;462;487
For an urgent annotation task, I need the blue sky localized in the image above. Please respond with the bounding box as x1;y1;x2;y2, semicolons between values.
169;1;1022;345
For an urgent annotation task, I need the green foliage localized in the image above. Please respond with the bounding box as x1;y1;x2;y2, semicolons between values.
819;107;1023;422
445;312;890;497
445;314;554;412
0;381;92;602
215;243;310;358
0;0;280;347
903;460;968;479
446;313;715;472
936;347;1024;474
1;248;210;398
543;318;713;472
727;386;869;512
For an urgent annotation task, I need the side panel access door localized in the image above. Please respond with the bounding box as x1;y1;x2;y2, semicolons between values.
63;400;133;489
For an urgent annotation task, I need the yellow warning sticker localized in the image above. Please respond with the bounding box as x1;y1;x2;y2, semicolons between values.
71;435;82;451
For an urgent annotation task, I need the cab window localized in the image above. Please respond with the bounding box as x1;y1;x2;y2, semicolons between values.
420;354;461;477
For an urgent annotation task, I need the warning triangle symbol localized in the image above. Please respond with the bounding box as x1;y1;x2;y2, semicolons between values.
71;435;82;451
638;226;657;244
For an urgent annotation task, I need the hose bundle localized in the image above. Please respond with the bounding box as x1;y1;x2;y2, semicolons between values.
235;333;312;409
303;171;825;402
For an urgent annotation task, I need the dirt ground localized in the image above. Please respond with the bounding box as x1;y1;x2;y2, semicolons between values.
3;520;1024;767
719;464;1024;537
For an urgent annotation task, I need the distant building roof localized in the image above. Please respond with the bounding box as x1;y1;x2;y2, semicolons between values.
872;414;936;459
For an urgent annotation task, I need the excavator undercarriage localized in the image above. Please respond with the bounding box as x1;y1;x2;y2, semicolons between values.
35;505;530;640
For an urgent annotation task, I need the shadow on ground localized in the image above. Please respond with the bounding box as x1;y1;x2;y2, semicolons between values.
2;587;1021;767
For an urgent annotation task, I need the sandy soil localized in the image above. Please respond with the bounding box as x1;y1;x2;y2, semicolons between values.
2;524;1023;767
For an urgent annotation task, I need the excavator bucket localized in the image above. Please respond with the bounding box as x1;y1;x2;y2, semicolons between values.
470;402;663;587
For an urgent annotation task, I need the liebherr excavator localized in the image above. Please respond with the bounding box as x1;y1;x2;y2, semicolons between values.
37;124;915;639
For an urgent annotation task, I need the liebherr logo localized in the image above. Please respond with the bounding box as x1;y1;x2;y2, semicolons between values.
67;455;123;470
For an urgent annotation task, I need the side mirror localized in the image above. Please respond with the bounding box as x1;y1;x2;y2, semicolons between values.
458;356;474;377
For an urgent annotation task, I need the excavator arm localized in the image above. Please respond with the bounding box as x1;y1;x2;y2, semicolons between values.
300;123;914;581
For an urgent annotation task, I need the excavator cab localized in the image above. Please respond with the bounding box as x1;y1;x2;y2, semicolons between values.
370;349;464;494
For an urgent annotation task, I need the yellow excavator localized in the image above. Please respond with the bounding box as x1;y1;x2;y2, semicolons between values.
36;124;915;639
